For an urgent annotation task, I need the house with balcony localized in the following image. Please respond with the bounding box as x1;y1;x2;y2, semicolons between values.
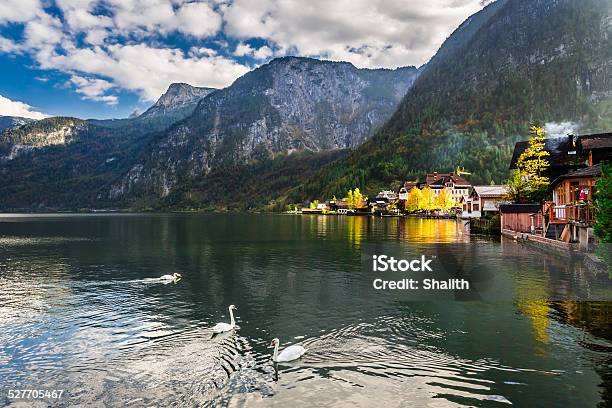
509;132;611;250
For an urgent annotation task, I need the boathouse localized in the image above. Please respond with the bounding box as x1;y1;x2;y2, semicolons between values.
500;204;543;234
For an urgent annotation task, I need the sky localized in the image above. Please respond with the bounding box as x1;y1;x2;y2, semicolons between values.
0;0;487;120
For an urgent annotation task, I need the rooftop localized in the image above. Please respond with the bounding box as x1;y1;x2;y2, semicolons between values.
427;173;471;187
509;132;612;169
473;185;508;197
499;204;542;213
550;163;603;188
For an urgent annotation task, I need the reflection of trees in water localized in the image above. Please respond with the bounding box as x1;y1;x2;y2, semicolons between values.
501;237;612;302
551;301;612;408
552;301;612;341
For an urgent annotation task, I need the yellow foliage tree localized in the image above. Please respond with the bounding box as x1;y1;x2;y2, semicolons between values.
421;187;436;212
508;125;551;202
346;190;354;209
435;189;455;211
406;188;422;212
353;188;364;208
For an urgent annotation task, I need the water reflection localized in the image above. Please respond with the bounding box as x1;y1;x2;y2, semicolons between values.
0;213;610;407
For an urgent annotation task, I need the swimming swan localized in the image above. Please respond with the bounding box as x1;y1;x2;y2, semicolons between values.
270;338;307;363
212;305;238;333
160;273;181;281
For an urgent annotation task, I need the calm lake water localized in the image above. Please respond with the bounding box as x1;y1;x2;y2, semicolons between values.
0;213;611;407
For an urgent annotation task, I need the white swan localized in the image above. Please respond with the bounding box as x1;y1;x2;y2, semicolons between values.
159;273;181;281
270;338;307;363
212;305;238;333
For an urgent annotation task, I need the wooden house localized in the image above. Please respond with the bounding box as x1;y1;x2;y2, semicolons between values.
509;132;611;248
500;204;544;234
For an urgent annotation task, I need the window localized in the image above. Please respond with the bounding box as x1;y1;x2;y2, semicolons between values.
473;203;480;212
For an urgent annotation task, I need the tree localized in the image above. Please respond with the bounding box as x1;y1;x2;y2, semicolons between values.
421;186;436;213
346;190;354;209
309;200;319;209
507;125;551;203
406;188;422;212
506;169;529;203
436;189;455;211
594;161;612;243
353;188;364;208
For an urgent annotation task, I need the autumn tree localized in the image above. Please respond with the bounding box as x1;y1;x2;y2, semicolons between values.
406;188;422;212
346;190;354;209
353;188;364;208
507;125;551;203
435;189;455;211
421;186;436;213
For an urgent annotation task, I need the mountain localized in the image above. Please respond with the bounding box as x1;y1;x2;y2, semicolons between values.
140;82;216;119
0;116;36;132
107;57;419;203
89;83;216;134
0;59;418;210
0;117;87;160
0;83;216;210
292;0;612;202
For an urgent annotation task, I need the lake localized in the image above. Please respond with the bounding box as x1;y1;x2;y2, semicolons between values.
0;213;610;407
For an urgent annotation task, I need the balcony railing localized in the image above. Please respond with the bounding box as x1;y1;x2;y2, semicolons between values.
548;202;595;225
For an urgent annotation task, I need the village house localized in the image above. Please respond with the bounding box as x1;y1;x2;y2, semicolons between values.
461;185;509;218
507;132;611;250
426;172;472;205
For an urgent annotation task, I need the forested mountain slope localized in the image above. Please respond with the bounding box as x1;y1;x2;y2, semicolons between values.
291;0;612;202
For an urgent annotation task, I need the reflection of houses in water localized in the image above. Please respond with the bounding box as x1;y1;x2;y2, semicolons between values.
501;236;612;350
551;301;612;341
393;219;470;244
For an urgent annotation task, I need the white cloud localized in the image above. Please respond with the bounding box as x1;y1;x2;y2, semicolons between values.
44;44;249;101
176;2;222;37
234;42;273;60
0;0;487;109
70;75;118;105
0;36;22;53
24;13;64;49
0;94;49;119
0;0;42;24
222;0;484;68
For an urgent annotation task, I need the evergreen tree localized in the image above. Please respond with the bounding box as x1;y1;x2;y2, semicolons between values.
594;161;612;243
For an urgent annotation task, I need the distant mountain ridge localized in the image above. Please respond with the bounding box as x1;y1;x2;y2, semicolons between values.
108;57;419;201
0;58;418;210
0;116;35;132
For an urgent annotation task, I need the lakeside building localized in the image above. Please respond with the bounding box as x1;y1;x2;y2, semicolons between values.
461;185;509;218
398;173;472;211
426;172;472;205
505;132;611;250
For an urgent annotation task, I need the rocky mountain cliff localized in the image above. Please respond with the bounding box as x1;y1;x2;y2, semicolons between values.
90;83;216;135
0;117;87;160
140;83;215;118
108;57;419;200
294;0;612;200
